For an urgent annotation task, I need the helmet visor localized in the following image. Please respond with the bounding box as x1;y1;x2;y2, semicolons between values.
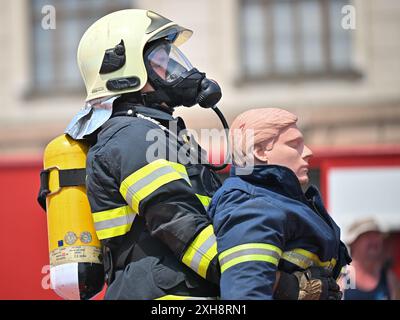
147;42;193;83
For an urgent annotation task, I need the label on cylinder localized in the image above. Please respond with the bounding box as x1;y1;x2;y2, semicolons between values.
50;245;102;266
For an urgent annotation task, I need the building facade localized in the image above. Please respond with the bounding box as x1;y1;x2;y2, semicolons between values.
0;0;399;155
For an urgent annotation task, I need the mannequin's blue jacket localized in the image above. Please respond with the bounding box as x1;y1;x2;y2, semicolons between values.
207;165;351;300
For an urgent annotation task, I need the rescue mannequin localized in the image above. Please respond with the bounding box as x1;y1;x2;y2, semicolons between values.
208;108;352;299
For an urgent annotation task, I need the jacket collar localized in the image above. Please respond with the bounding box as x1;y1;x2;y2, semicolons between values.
232;165;337;234
135;105;188;131
232;165;309;201
111;101;188;130
134;105;175;122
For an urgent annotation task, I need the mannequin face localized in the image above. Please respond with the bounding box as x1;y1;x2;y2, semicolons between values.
254;124;313;185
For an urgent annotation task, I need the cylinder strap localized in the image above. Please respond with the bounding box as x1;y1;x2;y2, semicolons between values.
37;168;86;212
58;168;86;187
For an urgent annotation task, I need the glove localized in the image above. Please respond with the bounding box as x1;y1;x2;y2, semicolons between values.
294;267;342;300
273;267;342;300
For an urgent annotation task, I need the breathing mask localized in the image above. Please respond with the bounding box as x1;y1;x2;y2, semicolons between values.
143;40;222;109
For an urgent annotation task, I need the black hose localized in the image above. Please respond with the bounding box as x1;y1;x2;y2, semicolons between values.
204;105;230;171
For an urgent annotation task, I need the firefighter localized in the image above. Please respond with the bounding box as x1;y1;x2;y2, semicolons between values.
64;9;224;300
208;108;352;300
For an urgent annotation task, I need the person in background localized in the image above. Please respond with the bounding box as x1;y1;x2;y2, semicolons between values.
343;218;400;300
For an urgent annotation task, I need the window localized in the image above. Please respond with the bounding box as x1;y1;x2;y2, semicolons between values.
240;0;359;81
30;0;132;95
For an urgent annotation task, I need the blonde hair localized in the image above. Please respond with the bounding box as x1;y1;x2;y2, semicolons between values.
229;108;298;167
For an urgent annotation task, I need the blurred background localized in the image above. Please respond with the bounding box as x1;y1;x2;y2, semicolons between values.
0;0;399;299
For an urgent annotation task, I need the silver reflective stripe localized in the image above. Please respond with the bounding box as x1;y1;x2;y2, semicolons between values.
195;194;211;210
190;233;216;272
219;248;281;267
125;166;176;207
94;213;136;231
282;251;314;269
179;173;190;185
282;251;335;270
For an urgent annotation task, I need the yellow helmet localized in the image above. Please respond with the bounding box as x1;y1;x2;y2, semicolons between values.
77;9;192;102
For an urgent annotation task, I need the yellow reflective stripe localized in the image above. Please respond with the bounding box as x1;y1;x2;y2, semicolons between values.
282;248;337;270
195;194;212;208
197;241;217;278
119;159;175;204
219;243;282;260
182;225;217;278
169;161;191;185
122;159;188;190
221;254;279;273
92;205;133;223
156;295;216;300
287;248;336;268
120;159;189;213
122;159;171;190
130;172;182;212
219;243;282;273
156;295;189;300
92;206;135;240
170;162;190;181
282;252;309;269
95;222;133;240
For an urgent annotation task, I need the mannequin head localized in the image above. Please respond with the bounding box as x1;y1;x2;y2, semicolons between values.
230;108;313;185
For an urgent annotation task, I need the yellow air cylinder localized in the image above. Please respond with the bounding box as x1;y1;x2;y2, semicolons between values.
43;134;104;300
